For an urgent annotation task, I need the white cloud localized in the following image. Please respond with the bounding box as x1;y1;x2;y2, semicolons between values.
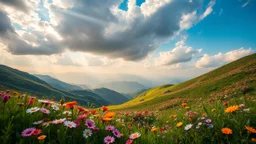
196;48;255;68
242;0;251;7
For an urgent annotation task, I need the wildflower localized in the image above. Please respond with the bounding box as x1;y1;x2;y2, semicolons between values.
40;108;50;114
252;138;256;142
202;113;207;117
198;122;202;126
73;120;80;127
92;127;99;131
129;132;141;139
205;119;212;123
245;126;256;133
64;121;76;128
176;122;183;127
208;124;214;129
196;125;200;129
42;122;50;127
26;99;34;105
78;114;87;120
52;118;66;124
170;114;177;118
33;120;43;125
86;119;95;129
17;102;24;107
33;129;42;136
184;124;193;131
181;103;187;107
51;104;59;111
90;110;97;115
201;117;205;120
151;127;157;132
26;107;40;114
211;109;215;112
239;104;245;108
82;129;92;138
103;112;115;121
2;94;10;103
225;105;239;113
126;139;133;144
185;106;190;109
223;102;229;106
37;135;46;141
113;129;121;138
65;101;78;109
222;128;232;135
75;105;86;112
104;136;115;144
243;108;250;112
102;105;108;112
63;111;72;115
105;125;115;131
21;128;36;137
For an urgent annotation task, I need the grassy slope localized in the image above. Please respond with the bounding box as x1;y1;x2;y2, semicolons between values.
110;53;256;110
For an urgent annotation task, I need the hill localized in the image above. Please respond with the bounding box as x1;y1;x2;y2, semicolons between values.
34;74;82;91
92;88;129;105
122;88;149;100
98;81;147;93
110;53;256;110
0;65;106;106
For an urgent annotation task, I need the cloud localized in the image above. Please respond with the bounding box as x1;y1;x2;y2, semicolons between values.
155;39;202;65
0;0;29;12
55;55;82;67
242;0;251;7
196;48;255;68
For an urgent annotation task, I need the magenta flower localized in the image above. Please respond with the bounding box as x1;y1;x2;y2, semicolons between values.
40;108;50;114
86;119;95;129
126;139;133;144
2;94;10;103
104;136;115;144
105;125;115;131
205;119;212;123
21;128;36;137
78;114;87;120
92;127;99;131
73;120;80;127
239;104;245;108
113;129;121;138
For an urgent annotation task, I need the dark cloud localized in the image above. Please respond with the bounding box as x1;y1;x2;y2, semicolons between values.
0;10;14;35
0;0;29;12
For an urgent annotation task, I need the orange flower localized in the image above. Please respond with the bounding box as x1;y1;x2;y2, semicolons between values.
151;127;157;132
176;122;183;127
33;129;42;136
170;114;177;118
103;112;115;121
222;128;232;135
202;113;207;117
37;135;46;140
225;105;239;113
245;126;256;133
74;105;86;112
65;101;78;109
90;110;97;115
181;103;187;107
102;106;108;112
252;138;256;142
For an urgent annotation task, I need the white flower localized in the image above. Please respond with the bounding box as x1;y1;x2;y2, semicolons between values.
52;118;66;124
26;107;40;114
243;108;250;113
184;124;193;131
51;104;60;111
201;117;205;120
196;125;200;129
82;129;92;138
198;122;202;126
33;120;43;125
64;121;76;128
63;111;72;115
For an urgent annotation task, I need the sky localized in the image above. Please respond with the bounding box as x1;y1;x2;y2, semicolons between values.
0;0;255;87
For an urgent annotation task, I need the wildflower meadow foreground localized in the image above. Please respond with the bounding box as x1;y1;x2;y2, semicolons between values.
0;87;255;144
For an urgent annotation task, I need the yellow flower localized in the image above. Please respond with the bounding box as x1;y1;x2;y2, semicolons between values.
212;109;215;112
38;135;46;140
252;138;256;142
221;128;232;135
176;122;183;127
166;121;169;123
170;114;177;118
185;106;190;109
245;126;256;133
151;127;157;132
225;105;239;113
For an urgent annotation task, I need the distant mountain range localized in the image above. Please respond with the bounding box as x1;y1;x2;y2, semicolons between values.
98;81;148;93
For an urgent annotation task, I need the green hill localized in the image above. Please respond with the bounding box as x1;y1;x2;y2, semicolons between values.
0;65;106;106
98;81;147;93
34;74;83;91
110;53;256;110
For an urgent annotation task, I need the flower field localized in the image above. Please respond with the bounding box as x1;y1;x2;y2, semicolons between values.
0;87;256;144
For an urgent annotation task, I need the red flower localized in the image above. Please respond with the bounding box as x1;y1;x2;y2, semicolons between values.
102;106;108;112
27;99;34;105
90;110;97;115
224;102;229;106
65;101;78;109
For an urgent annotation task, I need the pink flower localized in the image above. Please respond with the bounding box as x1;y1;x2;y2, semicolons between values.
2;94;10;103
92;127;100;131
126;139;133;144
86;119;95;129
104;136;115;144
21;128;36;137
239;104;245;108
205;119;212;123
40;108;50;114
73;120;80;127
78;114;87;120
113;129;121;138
105;125;115;131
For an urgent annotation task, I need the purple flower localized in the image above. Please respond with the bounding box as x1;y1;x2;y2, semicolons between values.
73;120;80;127
113;129;121;138
21;128;36;137
85;119;95;129
2;94;10;103
104;136;115;144
105;125;115;131
40;108;50;114
205;119;212;123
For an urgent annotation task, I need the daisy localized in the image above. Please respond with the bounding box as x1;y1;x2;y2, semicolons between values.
105;125;115;131
184;124;193;131
33;129;42;136
198;122;202;126
129;132;141;140
205;119;212;123
52;118;66;124
113;129;121;138
51;104;59;111
78;114;87;120
86;119;95;129
26;107;40;114
40;108;50;114
239;104;245;108
64;121;76;128
63;111;72;115
21;128;36;137
225;105;239;113
104;136;115;144
82;129;92;138
33;120;43;125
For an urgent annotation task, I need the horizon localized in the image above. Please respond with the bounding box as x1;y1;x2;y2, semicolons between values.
0;0;255;87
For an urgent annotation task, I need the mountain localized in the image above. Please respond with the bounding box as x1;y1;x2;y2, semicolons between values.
98;81;147;93
92;88;129;105
0;65;107;106
122;88;149;100
110;53;256;110
34;74;82;91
